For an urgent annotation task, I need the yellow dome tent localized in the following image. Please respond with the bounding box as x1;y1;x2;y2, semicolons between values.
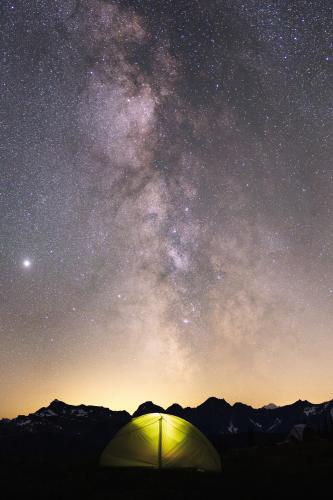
100;413;221;472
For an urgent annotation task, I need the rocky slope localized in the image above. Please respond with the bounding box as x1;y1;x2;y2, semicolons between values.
1;397;332;463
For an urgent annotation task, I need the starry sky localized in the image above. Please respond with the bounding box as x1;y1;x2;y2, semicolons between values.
1;0;333;418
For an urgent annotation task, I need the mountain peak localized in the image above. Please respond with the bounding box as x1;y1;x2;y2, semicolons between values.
48;399;69;410
132;401;165;417
263;403;278;410
32;399;68;417
233;402;253;410
166;403;183;415
293;399;311;407
197;397;230;410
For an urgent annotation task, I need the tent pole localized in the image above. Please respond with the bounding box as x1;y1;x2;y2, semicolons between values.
158;416;162;469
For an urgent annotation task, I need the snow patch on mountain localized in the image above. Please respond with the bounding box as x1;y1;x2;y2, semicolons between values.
36;409;57;417
267;418;282;432
228;421;238;434
249;418;262;429
71;409;88;417
16;419;32;426
304;406;317;416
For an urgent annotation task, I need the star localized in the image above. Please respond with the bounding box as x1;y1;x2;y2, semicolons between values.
22;259;32;269
1;0;333;419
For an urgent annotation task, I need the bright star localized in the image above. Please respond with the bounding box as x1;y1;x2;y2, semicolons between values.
22;259;32;269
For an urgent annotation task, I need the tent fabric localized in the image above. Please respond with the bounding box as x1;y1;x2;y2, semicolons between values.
100;413;221;471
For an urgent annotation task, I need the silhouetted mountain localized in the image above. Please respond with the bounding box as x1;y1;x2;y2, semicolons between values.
132;401;165;417
166;403;183;414
263;403;278;410
0;400;130;465
1;397;332;464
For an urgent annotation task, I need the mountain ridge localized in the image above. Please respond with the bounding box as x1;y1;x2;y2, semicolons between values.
4;395;333;421
1;396;332;464
2;395;333;434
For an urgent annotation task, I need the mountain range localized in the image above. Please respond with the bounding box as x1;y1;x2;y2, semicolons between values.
1;397;332;464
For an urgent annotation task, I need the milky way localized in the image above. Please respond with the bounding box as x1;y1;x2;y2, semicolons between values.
1;0;333;417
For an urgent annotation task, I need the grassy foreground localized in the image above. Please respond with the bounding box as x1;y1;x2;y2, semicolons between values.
1;438;332;499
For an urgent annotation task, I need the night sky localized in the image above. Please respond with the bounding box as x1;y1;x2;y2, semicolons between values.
1;0;333;418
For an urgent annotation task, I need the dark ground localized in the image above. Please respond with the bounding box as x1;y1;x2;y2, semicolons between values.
1;438;332;500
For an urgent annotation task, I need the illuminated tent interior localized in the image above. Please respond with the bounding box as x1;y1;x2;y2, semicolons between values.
100;413;221;471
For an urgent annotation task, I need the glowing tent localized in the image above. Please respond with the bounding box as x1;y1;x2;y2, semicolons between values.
100;413;221;471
